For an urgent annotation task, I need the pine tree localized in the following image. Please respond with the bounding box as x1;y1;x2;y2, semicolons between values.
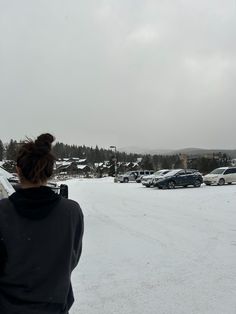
94;145;102;162
161;157;171;169
141;155;154;170
0;139;4;161
6;139;18;161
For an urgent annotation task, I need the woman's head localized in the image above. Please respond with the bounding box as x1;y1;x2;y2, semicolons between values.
16;133;55;185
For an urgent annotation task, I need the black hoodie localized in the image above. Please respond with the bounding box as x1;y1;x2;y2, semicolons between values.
0;186;84;314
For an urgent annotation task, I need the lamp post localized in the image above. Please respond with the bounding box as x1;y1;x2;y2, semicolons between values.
110;145;118;182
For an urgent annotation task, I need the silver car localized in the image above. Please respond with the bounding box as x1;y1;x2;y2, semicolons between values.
118;170;154;183
142;169;170;187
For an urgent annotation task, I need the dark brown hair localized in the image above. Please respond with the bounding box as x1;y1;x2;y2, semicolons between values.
16;133;55;184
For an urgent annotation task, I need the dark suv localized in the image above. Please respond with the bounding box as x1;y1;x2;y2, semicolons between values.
154;169;203;189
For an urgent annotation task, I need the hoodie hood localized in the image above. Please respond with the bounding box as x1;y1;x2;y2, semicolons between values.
9;186;61;220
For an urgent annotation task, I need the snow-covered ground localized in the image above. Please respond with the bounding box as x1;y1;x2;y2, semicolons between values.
68;178;236;314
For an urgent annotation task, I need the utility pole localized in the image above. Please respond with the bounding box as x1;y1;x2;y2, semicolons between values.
110;145;117;182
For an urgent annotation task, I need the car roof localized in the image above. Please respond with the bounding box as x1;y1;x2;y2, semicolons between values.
186;169;199;172
163;169;182;175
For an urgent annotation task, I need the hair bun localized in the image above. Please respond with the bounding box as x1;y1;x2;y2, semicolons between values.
16;133;55;183
35;133;55;154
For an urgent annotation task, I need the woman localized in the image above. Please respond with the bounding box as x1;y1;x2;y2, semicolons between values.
0;133;84;314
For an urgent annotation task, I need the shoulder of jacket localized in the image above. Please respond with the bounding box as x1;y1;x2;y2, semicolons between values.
60;197;79;208
59;198;83;217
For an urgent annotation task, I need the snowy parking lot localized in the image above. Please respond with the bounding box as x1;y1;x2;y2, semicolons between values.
69;178;236;314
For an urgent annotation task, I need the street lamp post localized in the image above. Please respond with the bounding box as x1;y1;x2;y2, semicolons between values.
110;145;118;182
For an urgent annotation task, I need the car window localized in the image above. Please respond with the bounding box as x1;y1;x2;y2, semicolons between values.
154;170;164;175
163;170;169;175
186;170;194;174
164;169;182;176
225;168;236;174
210;168;226;174
177;170;185;176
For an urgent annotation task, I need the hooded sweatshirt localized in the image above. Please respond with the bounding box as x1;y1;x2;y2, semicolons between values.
0;186;84;314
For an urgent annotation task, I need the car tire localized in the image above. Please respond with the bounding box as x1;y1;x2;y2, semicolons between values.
124;178;129;183
194;179;201;187
168;181;175;189
218;178;225;186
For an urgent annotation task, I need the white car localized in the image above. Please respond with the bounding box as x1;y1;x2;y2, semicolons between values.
142;169;170;187
203;167;236;186
0;175;15;199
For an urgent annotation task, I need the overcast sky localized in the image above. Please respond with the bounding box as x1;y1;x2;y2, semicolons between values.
0;0;235;150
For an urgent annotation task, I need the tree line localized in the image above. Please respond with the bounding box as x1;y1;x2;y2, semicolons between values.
0;139;231;174
0;139;140;164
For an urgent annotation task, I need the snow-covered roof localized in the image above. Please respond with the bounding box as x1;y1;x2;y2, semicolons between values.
94;162;104;167
77;165;89;170
56;161;71;167
78;159;87;163
58;157;85;162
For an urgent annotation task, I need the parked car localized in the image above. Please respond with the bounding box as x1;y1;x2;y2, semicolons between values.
154;169;203;189
47;182;69;198
117;170;154;183
203;167;236;186
0;166;17;181
0;172;69;199
142;169;170;187
0;175;16;199
135;170;155;183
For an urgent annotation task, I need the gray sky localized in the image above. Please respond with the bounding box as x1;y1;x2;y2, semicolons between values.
0;0;235;150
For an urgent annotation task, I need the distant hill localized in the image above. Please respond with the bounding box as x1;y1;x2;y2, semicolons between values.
118;146;236;158
118;146;173;155
172;148;236;158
